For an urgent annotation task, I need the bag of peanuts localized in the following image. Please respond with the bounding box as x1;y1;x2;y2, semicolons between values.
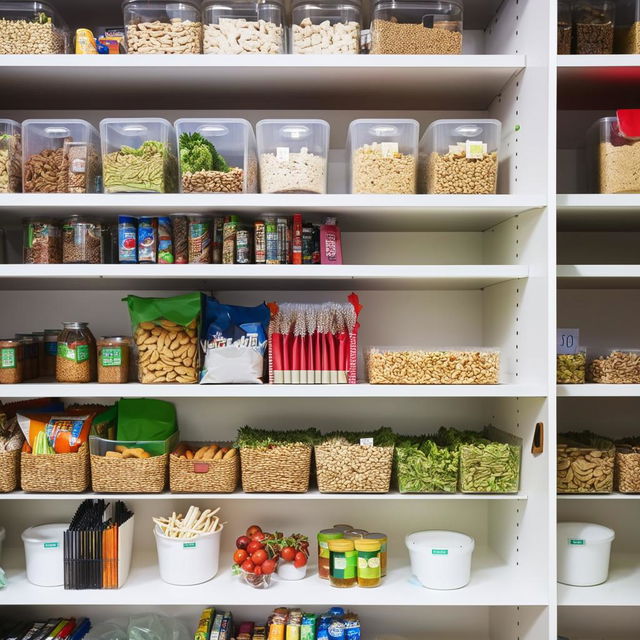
125;292;202;384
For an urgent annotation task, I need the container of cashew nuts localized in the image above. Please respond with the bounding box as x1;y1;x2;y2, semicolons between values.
315;428;395;493
420;119;501;194
125;292;201;384
123;0;202;54
557;432;614;494
588;348;640;383
614;439;640;493
0;1;71;54
0;119;22;194
366;347;500;385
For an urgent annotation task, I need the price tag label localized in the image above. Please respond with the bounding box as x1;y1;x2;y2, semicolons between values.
557;328;579;355
360;438;374;446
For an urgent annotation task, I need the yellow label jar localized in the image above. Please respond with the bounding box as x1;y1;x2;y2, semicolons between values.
355;538;381;588
365;532;388;576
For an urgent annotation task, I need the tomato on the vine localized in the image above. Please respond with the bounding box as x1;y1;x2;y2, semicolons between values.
253;566;263;575
251;549;268;565
246;525;262;538
294;551;308;568
280;546;296;562
236;536;250;550
247;540;265;554
241;558;255;573
252;531;267;543
233;549;248;565
261;558;277;574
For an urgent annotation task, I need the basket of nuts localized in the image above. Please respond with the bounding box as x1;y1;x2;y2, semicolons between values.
315;427;395;493
614;438;640;494
366;347;500;385
588;348;640;384
125;292;201;384
557;431;614;494
170;442;240;493
236;427;319;493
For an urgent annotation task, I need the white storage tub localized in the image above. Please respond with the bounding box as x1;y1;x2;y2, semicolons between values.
405;530;475;590
154;524;223;585
557;522;615;586
21;523;68;587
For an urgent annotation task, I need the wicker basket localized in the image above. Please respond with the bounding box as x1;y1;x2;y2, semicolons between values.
170;451;240;493
91;453;168;493
315;442;394;493
0;450;19;493
21;443;90;493
240;444;312;493
615;445;640;493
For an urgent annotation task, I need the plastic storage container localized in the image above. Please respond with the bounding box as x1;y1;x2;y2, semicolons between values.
0;119;22;193
257;119;330;194
62;216;104;264
589;114;640;194
348;119;419;194
123;0;202;53
557;522;615;586
588;347;640;382
420;119;501;195
615;0;640;52
557;432;615;494
572;0;615;54
23;220;62;264
405;530;475;590
101;118;179;194
56;321;95;384
558;0;572;54
615;442;640;493
557;350;587;384
0;339;23;384
370;0;463;54
0;1;70;54
175;118;258;193
97;336;131;384
291;0;361;53
202;0;285;53
22;120;101;194
21;523;68;586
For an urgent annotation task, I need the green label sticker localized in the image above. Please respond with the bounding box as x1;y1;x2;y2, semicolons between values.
432;549;449;555
101;347;122;367
183;542;196;548
0;348;16;369
76;344;89;363
569;539;585;546
43;542;59;549
330;550;357;580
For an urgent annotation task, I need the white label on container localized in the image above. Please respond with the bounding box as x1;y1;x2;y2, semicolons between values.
276;147;290;162
465;140;486;159
380;142;399;157
557;328;579;355
360;438;374;446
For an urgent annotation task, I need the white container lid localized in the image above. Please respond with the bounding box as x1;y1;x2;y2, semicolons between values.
406;530;475;554
557;522;615;544
21;523;68;544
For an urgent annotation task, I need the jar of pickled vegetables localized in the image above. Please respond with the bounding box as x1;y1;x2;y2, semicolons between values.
317;528;344;579
328;538;357;588
365;532;387;576
355;538;381;588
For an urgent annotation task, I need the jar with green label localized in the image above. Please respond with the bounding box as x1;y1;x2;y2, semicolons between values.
56;321;94;383
43;329;60;378
355;538;381;588
317;528;344;580
328;538;357;588
0;339;23;384
365;532;387;576
97;336;130;384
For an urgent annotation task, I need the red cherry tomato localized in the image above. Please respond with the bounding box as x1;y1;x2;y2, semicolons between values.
236;536;250;550
251;549;268;565
233;549;248;565
247;540;265;554
253;566;263;575
280;546;296;562
261;558;277;575
241;558;255;573
294;551;308;568
246;525;262;538
252;531;267;543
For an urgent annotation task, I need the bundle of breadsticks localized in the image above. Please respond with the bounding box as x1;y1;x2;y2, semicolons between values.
153;505;224;539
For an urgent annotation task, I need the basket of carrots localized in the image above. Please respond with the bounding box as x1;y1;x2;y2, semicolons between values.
169;442;239;493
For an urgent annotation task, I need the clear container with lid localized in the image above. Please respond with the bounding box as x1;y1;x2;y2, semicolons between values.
572;0;615;54
615;0;640;52
588;113;640;194
175;118;258;193
348;119;418;194
62;216;104;264
123;0;202;53
370;0;463;54
0;1;70;54
291;0;361;54
257;119;330;194
0;339;23;384
420;119;501;195
22;120;101;194
0;120;22;193
43;328;60;378
100;118;178;194
56;321;95;383
558;0;572;54
588;347;640;383
202;0;285;54
32;331;44;378
98;336;131;384
23;219;62;264
15;333;35;380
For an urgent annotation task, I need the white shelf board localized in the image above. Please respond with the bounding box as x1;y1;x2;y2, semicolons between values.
0;54;526;110
0;264;528;291
557;384;640;398
558;493;640;500
0;194;544;232
0;382;546;399
557;194;640;231
559;553;640;606
2;548;546;607
558;265;640;289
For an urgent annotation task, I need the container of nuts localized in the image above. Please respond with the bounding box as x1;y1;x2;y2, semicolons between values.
62;216;104;264
420;119;501;195
56;321;96;384
123;0;202;53
557;350;587;384
23;219;62;264
366;347;500;385
97;337;131;384
315;428;395;493
370;0;463;54
572;0;615;55
557;431;614;494
348;119;418;194
615;0;640;53
0;119;22;193
0;1;71;54
588;348;640;383
0;339;23;384
615;439;640;493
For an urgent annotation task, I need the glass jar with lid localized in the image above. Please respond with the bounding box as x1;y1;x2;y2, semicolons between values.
97;336;131;384
355;538;382;587
202;0;285;54
15;333;35;380
328;538;357;587
31;331;44;378
615;0;640;53
0;1;71;54
364;532;387;576
56;322;95;383
23;219;62;264
291;0;361;54
370;0;463;54
62;216;103;264
558;0;572;54
43;328;60;378
572;0;615;54
317;528;344;579
0;120;22;193
123;0;202;54
0;339;23;384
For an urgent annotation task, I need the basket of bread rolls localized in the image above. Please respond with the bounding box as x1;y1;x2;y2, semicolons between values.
169;442;239;493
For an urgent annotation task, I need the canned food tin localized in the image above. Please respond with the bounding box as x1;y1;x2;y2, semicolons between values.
265;216;278;264
188;215;211;263
236;228;251;264
118;216;137;263
212;217;224;264
157;216;174;264
254;220;266;264
138;217;157;263
223;216;239;264
277;217;288;264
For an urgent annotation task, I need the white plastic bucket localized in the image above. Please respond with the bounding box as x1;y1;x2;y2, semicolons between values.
21;523;68;587
405;530;475;590
154;524;222;585
557;522;615;586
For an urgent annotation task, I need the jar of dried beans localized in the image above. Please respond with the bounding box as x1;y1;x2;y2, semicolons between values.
43;328;60;378
62;216;103;264
15;333;35;380
23;219;62;264
0;339;23;384
572;0;615;55
56;322;95;383
97;336;130;384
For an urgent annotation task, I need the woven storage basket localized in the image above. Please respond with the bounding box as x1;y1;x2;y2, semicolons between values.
0;450;19;492
170;452;240;493
615;445;640;493
91;453;168;493
21;443;90;493
240;444;312;493
315;442;394;493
